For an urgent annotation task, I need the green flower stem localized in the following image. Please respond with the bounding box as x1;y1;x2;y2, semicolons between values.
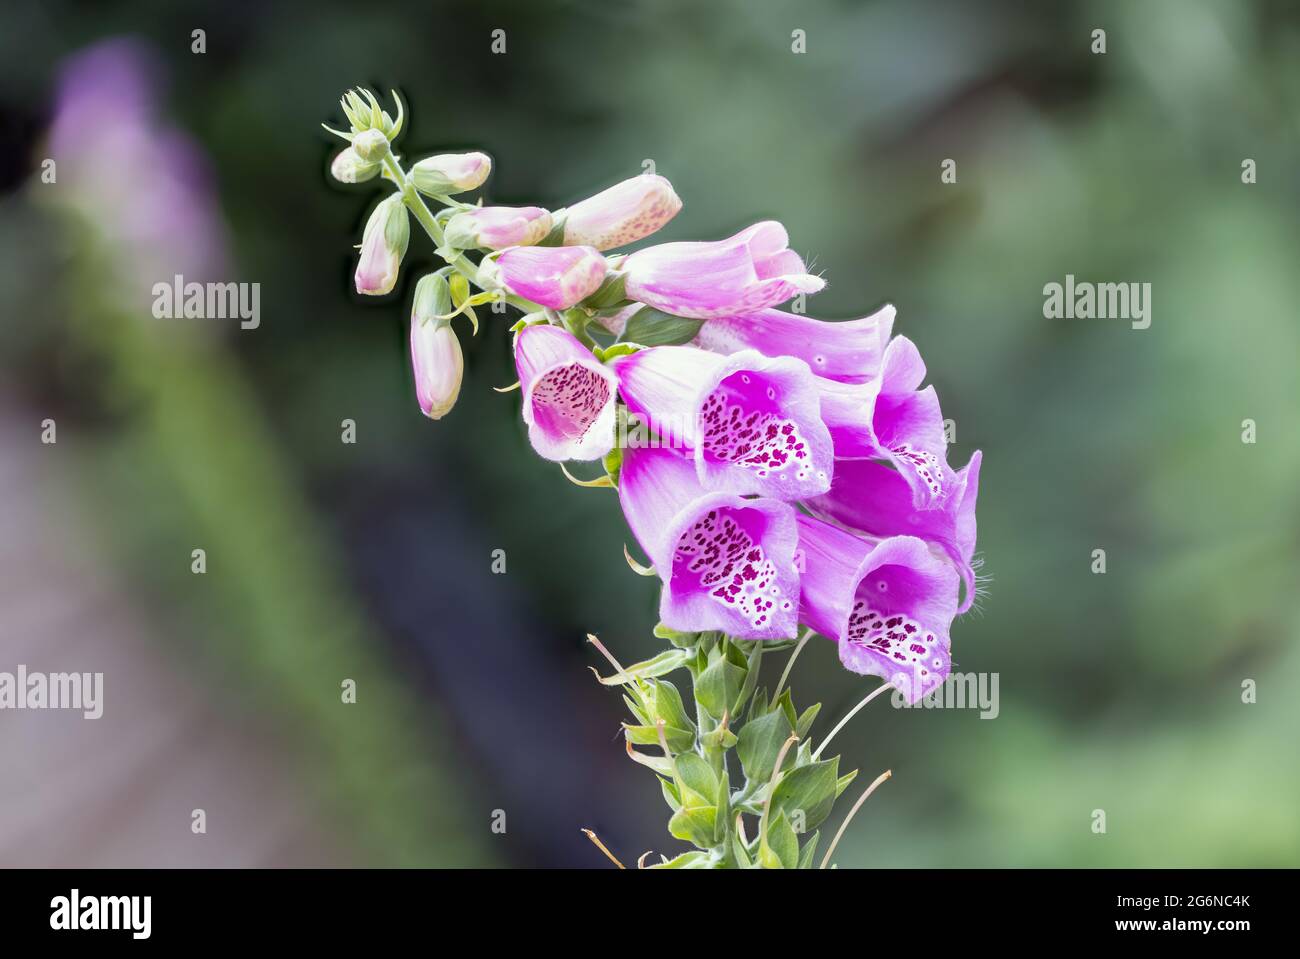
381;152;542;315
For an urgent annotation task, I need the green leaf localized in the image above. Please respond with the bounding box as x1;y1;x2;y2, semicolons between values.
582;271;628;309
771;757;840;833
619;307;705;347
649;680;695;735
651;850;721;869
795;702;822;740
836;769;860;798
733;642;764;716
736;708;794;784
759;811;799;869
625;746;674;776
659;776;681;811
700;723;738;752
774;688;799;730
622;693;648;725
668;804;718;848
714;767;731;845
623;723;695;752
695;652;746;720
731;828;753;868
796;830;821;870
674;751;720;806
597;648;691;685
652;623;699;650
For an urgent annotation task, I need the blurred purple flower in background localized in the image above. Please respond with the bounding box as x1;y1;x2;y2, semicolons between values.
47;38;227;301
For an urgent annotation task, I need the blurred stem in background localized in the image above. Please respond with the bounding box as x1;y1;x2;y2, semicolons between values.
55;227;492;867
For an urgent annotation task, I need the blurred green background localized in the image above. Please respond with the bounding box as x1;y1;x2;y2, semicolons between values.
0;0;1296;867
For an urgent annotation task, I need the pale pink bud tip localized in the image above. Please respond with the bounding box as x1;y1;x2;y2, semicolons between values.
445;206;552;250
411;319;463;419
354;195;409;296
411;152;492;196
483;245;607;310
562;174;682;251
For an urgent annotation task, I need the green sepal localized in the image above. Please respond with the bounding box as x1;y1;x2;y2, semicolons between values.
758;810;799;869
618;307;705;347
597;648;692;685
649;679;695;735
625;747;675;776
774;688;799;730
795;702;822;740
732;827;753;868
770;756;840;833
673;751;719;806
736;706;793;784
535;210;569;246
602;445;623;485
694;647;746;720
623;693;648;725
593;342;641;363
583;271;628;310
733;642;764;717
650;850;721;869
659;776;681;812
835;768;860;798
796;830;821;870
668;804;718;849
624;723;695;753
700;723;738;752
653;623;699;650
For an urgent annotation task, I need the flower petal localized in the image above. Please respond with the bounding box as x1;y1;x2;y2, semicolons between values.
807;451;982;612
619;444;800;638
612;346;834;499
797;516;959;703
692;304;895;383
622;221;824;318
514;325;618;461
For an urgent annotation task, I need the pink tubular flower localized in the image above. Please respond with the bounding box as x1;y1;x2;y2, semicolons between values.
619;444;801;639
513;325;618;461
796;334;955;506
445;205;552;250
796;515;959;704
610;346;834;499
480;245;606;309
621;221;824;319
692;304;895;383
807;452;982;613
561;174;682;250
866;335;955;507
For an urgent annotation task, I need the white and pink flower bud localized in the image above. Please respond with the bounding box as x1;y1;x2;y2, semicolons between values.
351;128;390;164
445;205;553;250
354;194;409;296
478;245;607;310
411;152;492;196
410;273;463;419
561;174;682;251
330;146;381;184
